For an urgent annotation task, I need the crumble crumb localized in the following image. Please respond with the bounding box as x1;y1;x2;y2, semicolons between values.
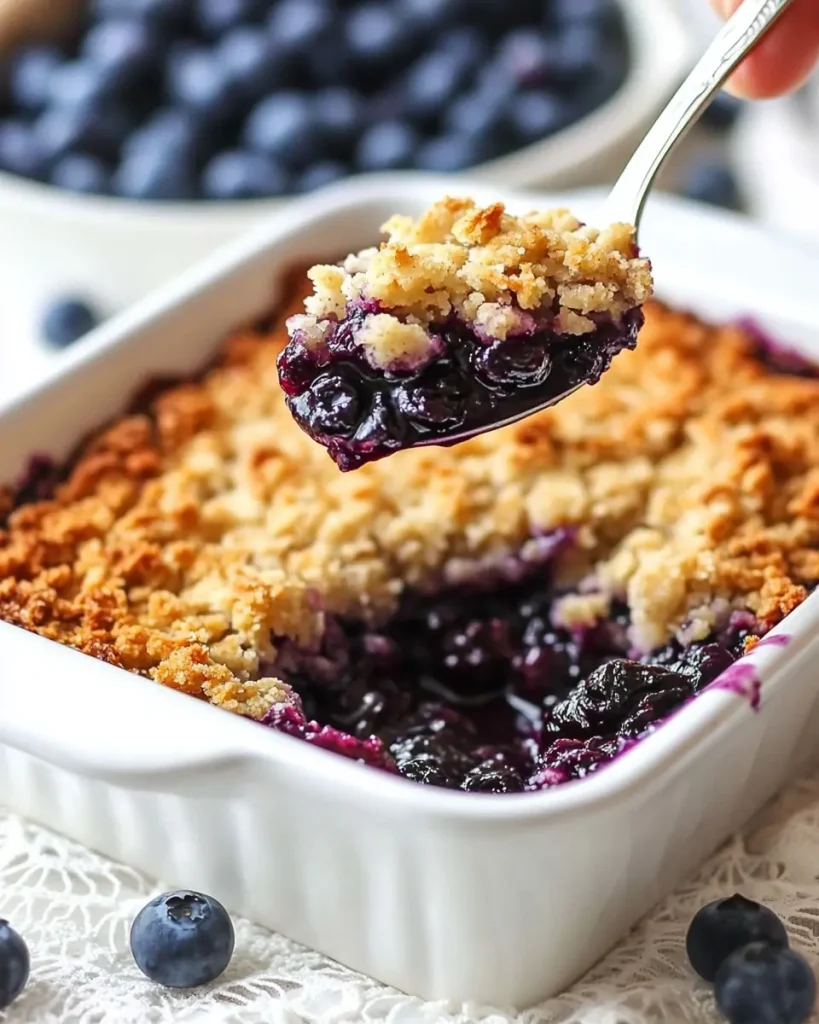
289;196;654;370
1;270;817;717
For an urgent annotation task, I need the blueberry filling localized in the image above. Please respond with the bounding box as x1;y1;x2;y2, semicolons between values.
261;550;755;792
278;304;645;471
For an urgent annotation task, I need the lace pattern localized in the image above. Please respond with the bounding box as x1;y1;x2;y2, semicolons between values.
3;772;819;1024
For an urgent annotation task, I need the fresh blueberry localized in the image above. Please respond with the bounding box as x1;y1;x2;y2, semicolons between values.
403;0;471;31
113;146;196;200
414;134;483;172
715;943;815;1024
550;0;619;30
496;29;555;88
354;119;419;172
268;0;335;60
217;27;283;100
703;91;745;131
41;297;101;348
91;0;189;28
0;120;46;178
510;90;567;143
0;920;29;1011
550;25;601;84
401;49;473;125
51;153;110;194
165;45;238;120
130;890;235;989
297;159;348;192
242;91;323;168
686;894;789;982
314;88;365;156
443;83;513;159
681;159;743;211
345;3;415;78
439;25;487;68
82;19;159;92
195;0;266;38
123;107;204;160
8;46;62;113
34;104;129;163
46;60;109;111
201;149;290;198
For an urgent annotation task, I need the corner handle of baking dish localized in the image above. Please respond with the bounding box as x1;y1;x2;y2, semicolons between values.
0;632;287;794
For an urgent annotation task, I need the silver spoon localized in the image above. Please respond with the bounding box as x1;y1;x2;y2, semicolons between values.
414;0;796;450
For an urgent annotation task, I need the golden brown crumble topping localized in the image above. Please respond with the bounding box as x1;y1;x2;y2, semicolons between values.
1;272;817;720
296;197;654;369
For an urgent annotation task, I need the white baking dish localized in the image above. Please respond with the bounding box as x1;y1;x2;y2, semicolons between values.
1;176;819;1011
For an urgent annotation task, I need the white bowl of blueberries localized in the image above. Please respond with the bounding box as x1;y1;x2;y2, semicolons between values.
0;0;690;349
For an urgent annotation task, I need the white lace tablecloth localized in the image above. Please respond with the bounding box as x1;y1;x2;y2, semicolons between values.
3;771;819;1024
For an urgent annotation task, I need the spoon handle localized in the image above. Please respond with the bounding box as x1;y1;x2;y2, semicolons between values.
605;0;796;230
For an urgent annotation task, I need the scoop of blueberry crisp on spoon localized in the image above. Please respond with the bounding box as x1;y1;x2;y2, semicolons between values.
277;197;653;470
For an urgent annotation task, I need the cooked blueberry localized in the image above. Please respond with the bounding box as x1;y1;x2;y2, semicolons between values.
401;50;473;125
534;736;619;785
195;0;266;38
82;19;159;91
475;340;552;388
675;642;736;690
0;120;46;178
681;159;743;211
399;757;450;786
352;390;399;449
8;46;62;112
510;91;567;143
314;88;365;155
268;0;335;60
51;153;110;194
462;761;524;793
345;3;415;78
354;120;418;172
299;375;361;436
703;91;745;131
242;92;323;168
34;104;129;162
41;297;101;348
394;374;466;427
686;894;789;982
217;27;283;100
165;45;238;120
715;943;815;1024
414;134;484;172
130;890;235;989
202;149;289;199
0;921;29;1011
297;160;348;192
546;659;693;740
114;146;196;200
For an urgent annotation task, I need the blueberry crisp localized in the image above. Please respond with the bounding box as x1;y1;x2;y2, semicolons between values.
1;273;818;794
278;198;654;469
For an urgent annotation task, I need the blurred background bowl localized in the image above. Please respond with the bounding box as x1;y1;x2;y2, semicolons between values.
0;0;693;352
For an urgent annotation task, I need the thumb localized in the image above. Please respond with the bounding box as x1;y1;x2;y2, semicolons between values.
710;0;819;99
